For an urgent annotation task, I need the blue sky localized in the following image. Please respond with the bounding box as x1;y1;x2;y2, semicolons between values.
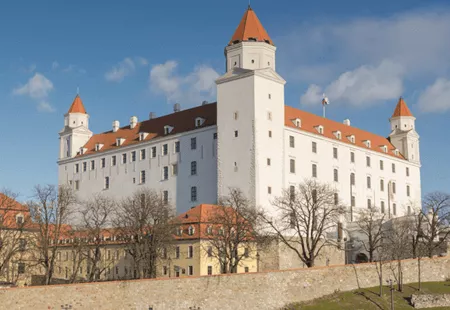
1;0;449;200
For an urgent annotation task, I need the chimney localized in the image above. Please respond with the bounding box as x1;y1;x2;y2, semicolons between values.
149;112;156;120
202;100;208;106
343;119;351;126
174;103;181;112
112;120;120;132
130;116;138;129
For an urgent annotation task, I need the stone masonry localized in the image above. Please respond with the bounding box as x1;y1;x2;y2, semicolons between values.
0;257;449;310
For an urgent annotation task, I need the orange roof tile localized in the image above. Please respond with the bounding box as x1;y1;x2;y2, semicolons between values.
77;103;216;157
67;95;87;114
285;106;405;160
229;6;273;46
391;97;413;118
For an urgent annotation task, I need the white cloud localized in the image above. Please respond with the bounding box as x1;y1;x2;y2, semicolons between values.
13;73;55;113
417;78;450;113
105;57;149;82
277;9;450;110
13;73;54;99
37;101;55;113
301;60;404;107
51;61;59;70
62;64;86;74
149;61;219;106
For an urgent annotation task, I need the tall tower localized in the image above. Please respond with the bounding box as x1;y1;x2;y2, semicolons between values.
216;6;286;213
389;97;420;164
59;95;92;159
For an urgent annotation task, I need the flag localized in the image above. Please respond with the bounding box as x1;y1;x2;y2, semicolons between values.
322;94;329;105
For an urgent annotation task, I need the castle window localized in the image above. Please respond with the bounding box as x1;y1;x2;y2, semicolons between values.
392;182;396;194
111;156;116;166
347;135;355;144
191;187;197;202
188;266;194;275
364;140;371;148
334;193;339;205
267;111;272;120
175;141;180;153
140;149;146;160
213;133;217;140
367;176;371;189
289;136;295;148
267;158;271;166
381;201;385;214
191;137;197;150
367;199;372;209
380;179;384;191
289;186;295;201
140;171;146;184
380;160;384;170
290;159;295;173
366;156;371;167
268;93;271;99
162;144;168;155
151;147;157;158
131;151;136;162
407;205;411;215
251;59;255;64
268;130;272;138
90;160;95;170
234;112;238;120
393;203;397;216
191;161;197;175
104;177;110;190
101;158;106;168
83;162;87;172
164;125;174;135
172;163;178;176
75;164;79;173
268;186;272;194
333;147;338;159
139;132;148;141
163;191;169;204
406;167;410;177
195;117;205;127
122;153;127;164
312;141;317;153
350;173;355;186
163;166;169;180
334;131;342;140
407;185;410;197
74;180;79;191
333;169;338;182
234;130;239;137
312;164;317;178
350;152;355;163
392;163;396;173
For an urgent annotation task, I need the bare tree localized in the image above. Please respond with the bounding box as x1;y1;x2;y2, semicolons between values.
0;190;30;283
385;217;412;292
80;194;115;282
64;227;87;283
419;192;450;258
27;184;76;285
261;179;346;268
203;188;265;274
353;208;386;263
114;188;173;279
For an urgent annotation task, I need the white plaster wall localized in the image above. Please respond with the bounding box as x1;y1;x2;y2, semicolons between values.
58;126;218;215
226;42;276;72
216;75;256;202
283;126;422;217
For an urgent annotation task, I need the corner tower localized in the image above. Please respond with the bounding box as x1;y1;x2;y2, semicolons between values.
217;6;285;214
59;95;93;159
389;97;420;164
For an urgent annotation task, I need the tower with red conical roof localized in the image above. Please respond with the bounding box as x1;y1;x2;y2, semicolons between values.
59;94;93;159
389;97;420;164
225;5;276;72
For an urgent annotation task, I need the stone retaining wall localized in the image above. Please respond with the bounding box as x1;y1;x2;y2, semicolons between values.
411;294;450;309
0;257;449;310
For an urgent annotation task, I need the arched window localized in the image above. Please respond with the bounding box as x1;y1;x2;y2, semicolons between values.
188;226;195;236
206;226;213;235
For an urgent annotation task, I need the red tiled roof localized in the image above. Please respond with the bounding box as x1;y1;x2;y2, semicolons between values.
76;102;404;160
67;95;87;114
391;97;413;118
77;103;217;157
285;106;405;160
229;6;273;46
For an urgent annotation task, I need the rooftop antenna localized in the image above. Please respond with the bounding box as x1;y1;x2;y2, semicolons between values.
322;93;329;118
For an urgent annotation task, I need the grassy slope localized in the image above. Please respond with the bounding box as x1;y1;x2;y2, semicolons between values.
285;281;450;310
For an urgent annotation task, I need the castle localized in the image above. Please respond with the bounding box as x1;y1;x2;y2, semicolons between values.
58;6;421;218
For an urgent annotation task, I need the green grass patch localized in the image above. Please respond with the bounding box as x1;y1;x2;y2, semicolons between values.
284;281;450;310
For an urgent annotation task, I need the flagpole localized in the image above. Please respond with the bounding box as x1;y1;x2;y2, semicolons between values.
323;104;326;118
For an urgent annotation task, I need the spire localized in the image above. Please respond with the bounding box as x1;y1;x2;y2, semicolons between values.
391;97;413;118
67;94;87;114
229;6;273;46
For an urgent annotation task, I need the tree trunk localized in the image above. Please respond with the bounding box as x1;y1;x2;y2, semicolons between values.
418;257;421;291
379;261;383;297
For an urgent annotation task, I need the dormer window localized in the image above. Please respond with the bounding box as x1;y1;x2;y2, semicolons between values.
292;118;301;128
364;140;371;148
394;149;399;156
333;131;342;140
195;117;205;128
347;135;355;144
188;226;195;236
206;226;213;235
79;147;87;155
315;125;324;134
381;145;388;153
116;138;125;146
95;143;104;151
176;227;183;236
16;214;24;225
139;132;148;141
164;125;174;135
